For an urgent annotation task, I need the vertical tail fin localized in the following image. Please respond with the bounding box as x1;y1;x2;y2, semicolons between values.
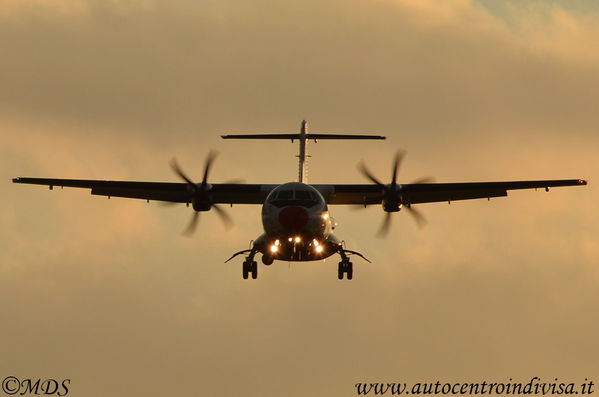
298;120;308;183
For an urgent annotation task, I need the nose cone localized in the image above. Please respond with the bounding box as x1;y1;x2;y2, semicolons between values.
278;206;309;231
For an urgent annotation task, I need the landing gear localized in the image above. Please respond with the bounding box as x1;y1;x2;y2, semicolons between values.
243;259;258;279
224;244;263;280
337;260;353;280
235;248;257;280
335;245;370;280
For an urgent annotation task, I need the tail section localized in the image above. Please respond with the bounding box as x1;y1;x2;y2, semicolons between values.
298;120;308;183
221;121;386;183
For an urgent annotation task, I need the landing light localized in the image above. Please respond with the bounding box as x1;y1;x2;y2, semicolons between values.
313;239;319;246
316;245;323;253
294;236;301;243
275;239;280;246
322;213;329;220
270;245;278;253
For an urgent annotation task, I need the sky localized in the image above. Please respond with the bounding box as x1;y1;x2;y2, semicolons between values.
1;0;598;396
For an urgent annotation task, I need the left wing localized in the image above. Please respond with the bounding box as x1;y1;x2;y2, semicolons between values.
12;177;277;205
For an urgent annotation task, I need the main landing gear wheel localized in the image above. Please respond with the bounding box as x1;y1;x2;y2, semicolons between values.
337;261;353;280
242;261;249;279
251;261;257;279
242;260;258;280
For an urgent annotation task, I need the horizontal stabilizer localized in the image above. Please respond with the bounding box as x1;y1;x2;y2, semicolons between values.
221;133;386;140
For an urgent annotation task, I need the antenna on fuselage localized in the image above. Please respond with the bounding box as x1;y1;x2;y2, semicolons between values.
221;121;386;183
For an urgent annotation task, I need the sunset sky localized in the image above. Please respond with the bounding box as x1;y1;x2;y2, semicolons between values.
1;0;597;396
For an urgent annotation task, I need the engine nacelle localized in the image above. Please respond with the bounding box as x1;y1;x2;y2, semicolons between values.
192;198;212;212
382;200;401;212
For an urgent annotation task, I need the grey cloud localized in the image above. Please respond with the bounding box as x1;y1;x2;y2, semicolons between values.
1;1;598;396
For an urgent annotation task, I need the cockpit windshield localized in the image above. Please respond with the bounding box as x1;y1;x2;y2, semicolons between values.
267;188;320;208
277;190;293;200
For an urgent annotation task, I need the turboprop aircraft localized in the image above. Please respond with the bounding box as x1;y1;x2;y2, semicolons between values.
12;121;587;280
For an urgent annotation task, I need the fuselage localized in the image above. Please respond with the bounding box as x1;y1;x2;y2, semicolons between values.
255;182;339;263
219;120;378;272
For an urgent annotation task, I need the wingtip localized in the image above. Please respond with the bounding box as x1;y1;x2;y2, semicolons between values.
12;177;20;183
579;179;588;185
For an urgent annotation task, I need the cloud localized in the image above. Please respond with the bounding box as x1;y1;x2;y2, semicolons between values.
1;1;598;396
1;0;598;140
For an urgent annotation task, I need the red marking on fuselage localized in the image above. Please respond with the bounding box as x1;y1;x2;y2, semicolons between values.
278;206;309;231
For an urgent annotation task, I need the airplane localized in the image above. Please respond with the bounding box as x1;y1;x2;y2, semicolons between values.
12;120;588;280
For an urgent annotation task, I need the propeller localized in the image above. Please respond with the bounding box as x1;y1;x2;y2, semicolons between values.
170;151;233;236
358;151;433;237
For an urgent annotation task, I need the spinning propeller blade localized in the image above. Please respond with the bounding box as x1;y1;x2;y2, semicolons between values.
359;150;432;236
377;212;393;238
170;152;233;235
183;211;200;236
170;158;196;189
358;162;384;186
